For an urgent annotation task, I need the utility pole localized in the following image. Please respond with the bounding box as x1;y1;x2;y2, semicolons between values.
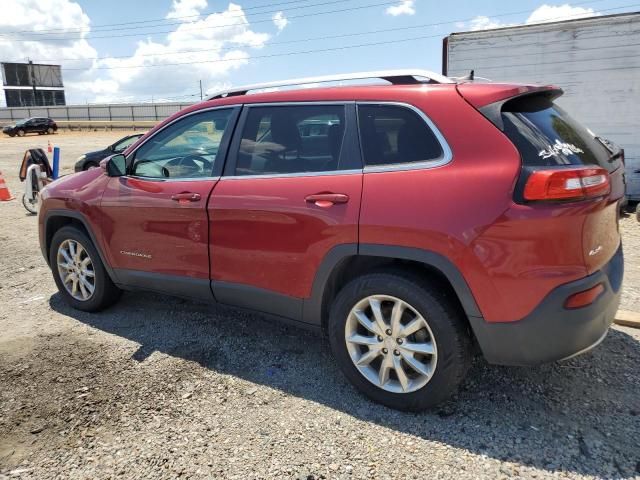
28;59;37;106
199;80;203;100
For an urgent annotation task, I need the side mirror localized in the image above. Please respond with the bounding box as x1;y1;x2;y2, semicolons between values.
101;154;127;177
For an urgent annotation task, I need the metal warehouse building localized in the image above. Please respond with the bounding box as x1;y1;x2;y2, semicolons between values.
443;12;640;200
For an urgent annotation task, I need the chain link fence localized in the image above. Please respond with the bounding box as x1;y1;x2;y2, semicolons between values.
0;102;195;129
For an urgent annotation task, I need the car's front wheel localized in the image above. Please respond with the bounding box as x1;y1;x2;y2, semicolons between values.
328;272;471;411
47;127;54;134
16;129;25;137
50;226;122;312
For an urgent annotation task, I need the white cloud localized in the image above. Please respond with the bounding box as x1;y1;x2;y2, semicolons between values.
86;3;271;102
0;0;96;64
272;11;288;32
0;0;98;106
0;0;274;104
526;4;597;24
468;16;509;31
385;0;415;16
166;0;207;20
461;3;597;32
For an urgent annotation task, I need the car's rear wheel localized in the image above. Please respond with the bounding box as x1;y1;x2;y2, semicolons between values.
50;226;122;312
17;129;25;137
328;272;471;411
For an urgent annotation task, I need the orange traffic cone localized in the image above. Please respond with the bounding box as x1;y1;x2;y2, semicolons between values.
47;141;52;153
0;170;14;201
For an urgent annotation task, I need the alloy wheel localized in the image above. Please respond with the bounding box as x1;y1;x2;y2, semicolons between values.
344;295;438;393
56;239;96;301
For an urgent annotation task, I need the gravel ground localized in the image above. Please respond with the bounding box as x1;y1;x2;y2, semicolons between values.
1;132;639;479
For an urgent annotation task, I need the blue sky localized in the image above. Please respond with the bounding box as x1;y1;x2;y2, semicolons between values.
0;0;638;105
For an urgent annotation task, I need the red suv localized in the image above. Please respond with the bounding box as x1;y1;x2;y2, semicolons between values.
38;70;624;411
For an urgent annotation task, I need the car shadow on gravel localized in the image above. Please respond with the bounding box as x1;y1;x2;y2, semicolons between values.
50;291;640;478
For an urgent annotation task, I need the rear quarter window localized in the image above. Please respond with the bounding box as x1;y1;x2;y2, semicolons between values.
357;104;444;167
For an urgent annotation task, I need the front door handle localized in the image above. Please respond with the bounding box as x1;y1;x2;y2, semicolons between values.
305;193;349;208
171;192;201;203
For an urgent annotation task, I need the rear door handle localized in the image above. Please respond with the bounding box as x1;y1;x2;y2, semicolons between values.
171;192;201;203
305;193;349;208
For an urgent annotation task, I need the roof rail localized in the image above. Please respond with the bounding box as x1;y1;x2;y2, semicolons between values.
207;69;453;100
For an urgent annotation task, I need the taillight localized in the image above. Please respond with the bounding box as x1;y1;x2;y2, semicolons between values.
523;167;610;201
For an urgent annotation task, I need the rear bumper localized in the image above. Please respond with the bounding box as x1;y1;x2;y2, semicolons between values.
470;244;623;366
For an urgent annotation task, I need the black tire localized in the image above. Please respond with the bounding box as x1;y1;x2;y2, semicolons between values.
21;193;38;214
636;203;640;223
17;129;25;137
9;133;15;137
328;271;471;411
49;226;122;312
83;161;99;171
47;127;54;134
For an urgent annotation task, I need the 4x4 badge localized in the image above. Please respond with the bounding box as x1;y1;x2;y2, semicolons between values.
589;245;602;256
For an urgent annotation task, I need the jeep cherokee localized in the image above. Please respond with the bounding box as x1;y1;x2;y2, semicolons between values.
38;70;624;411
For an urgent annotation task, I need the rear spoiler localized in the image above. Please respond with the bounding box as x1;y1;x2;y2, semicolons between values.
457;83;563;130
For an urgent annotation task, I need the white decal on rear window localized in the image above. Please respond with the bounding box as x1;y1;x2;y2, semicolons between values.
538;139;584;159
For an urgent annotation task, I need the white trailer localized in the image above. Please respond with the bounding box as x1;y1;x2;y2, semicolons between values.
443;12;640;201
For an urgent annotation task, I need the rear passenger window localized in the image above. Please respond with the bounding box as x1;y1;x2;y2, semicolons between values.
357;105;444;167
235;105;346;176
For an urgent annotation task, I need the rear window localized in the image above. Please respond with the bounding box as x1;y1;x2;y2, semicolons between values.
501;96;620;173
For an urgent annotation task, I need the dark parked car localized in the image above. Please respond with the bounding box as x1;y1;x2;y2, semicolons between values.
74;134;144;171
39;70;624;411
3;117;57;137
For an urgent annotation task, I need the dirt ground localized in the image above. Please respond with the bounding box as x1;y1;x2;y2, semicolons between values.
0;131;639;479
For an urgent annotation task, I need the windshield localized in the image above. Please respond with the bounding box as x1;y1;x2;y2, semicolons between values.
113;135;142;152
501;96;621;173
15;119;27;126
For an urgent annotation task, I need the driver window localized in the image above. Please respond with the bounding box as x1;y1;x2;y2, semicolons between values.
131;109;232;179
